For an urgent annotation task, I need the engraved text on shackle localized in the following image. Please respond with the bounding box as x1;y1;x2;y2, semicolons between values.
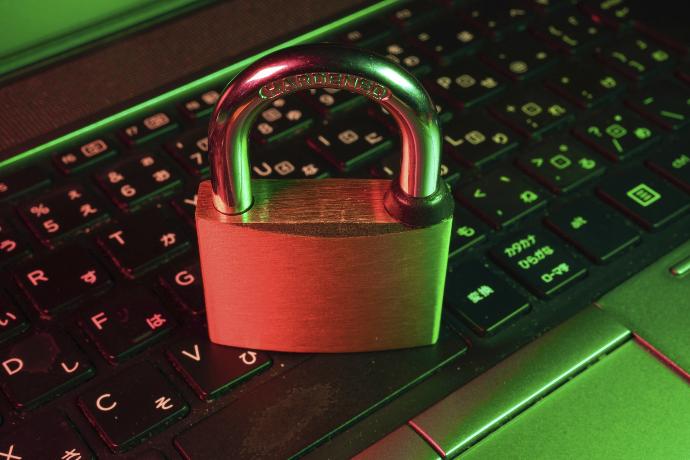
259;72;391;101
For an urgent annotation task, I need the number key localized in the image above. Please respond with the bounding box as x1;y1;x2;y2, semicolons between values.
491;86;573;139
166;128;210;176
118;112;178;146
427;61;506;110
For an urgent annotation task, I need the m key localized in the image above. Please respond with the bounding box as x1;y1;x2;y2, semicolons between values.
78;362;188;452
168;336;271;400
0;332;94;409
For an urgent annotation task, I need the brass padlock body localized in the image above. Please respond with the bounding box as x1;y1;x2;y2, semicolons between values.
197;179;452;353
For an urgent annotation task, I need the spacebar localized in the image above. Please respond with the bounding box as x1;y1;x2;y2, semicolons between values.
174;327;467;459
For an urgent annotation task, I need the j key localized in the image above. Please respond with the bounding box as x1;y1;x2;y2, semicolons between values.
463;2;531;39
166;128;210;176
252;138;333;179
78;363;188;451
0;292;28;342
626;82;690;131
168;336;271;401
302;88;365;117
491;87;573;139
0;412;94;460
388;2;437;30
427;60;506;110
517;137;605;193
445;261;530;335
597;36;674;82
159;261;205;315
443;113;519;167
18;185;109;244
572;107;659;161
178;89;220;120
449;208;491;256
96;153;182;209
253;96;314;144
373;152;461;187
490;228;587;297
118;111;178;146
0;218;28;265
531;8;604;54
411;19;482;65
171;190;198;226
307;113;393;172
647;149;690;193
53;138;117;174
375;41;431;76
482;36;557;81
0;332;93;409
545;198;640;263
597;169;690;230
546;62;625;108
14;246;111;315
97;209;190;278
0;166;50;202
80;289;175;363
456;167;548;228
174;327;466;459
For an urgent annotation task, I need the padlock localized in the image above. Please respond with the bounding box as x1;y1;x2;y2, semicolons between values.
196;44;454;353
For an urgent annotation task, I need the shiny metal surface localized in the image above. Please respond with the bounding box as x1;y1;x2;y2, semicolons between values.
352;425;440;460
208;43;441;214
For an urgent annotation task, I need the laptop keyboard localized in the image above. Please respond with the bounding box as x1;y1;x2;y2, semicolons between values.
0;0;689;458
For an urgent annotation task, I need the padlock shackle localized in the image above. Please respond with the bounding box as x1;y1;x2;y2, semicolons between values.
208;44;444;217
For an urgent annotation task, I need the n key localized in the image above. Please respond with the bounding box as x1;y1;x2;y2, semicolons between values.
78;363;188;451
0;332;94;409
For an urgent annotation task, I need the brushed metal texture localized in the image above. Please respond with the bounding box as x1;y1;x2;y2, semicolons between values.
196;179;453;353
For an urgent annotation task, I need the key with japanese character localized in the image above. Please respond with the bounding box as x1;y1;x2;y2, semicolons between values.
53;137;117;174
79;288;175;363
0;217;28;266
0;291;27;343
96;208;190;278
14;246;111;315
18;185;109;245
78;362;187;451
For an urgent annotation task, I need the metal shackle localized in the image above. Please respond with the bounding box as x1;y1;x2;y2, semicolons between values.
208;43;447;221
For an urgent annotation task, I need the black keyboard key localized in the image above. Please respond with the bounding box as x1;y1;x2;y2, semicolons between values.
338;19;391;47
96;153;182;209
171;190;198;226
573;107;660;161
53;138;117;174
253;96;314;144
647;149;690;193
79;289;175;363
490;228;587;297
579;0;635;29
307;112;393;172
597;169;690;230
456;167;548;228
427;61;506;110
174;327;466;459
491;86;573;139
374;41;431;76
0;166;50;202
18;185;109;244
96;209;190;278
597;36;674;82
626;82;690;131
373;152;461;187
0;292;27;342
178;89;220;120
517;136;605;193
443;113;519;167
301;88;365;117
463;2;530;39
411;19;483;64
165;128;209;176
545;198;640;263
449;208;491;256
388;2;437;30
531;8;605;54
78;363;188;451
546;62;625;108
118;112;178;146
0;412;94;459
0;218;28;265
482;36;557;80
159;261;205;315
168;336;271;401
0;332;93;409
446;261;530;335
252;139;333;179
14;246;111;315
676;61;690;85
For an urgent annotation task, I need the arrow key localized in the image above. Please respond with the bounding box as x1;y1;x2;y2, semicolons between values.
168;336;271;401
